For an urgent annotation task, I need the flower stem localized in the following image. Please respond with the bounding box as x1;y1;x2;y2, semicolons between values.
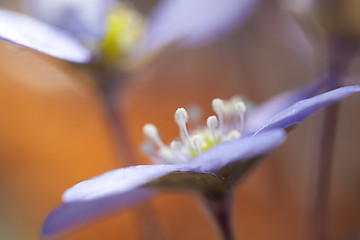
101;76;137;166
309;101;340;240
85;63;165;240
203;193;234;240
309;37;355;240
87;62;137;166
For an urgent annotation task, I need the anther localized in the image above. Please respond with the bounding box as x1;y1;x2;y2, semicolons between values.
174;108;196;154
141;141;155;156
234;101;246;134
143;124;167;148
212;98;225;131
192;135;204;155
188;104;202;125
158;148;174;163
235;102;246;113
207;115;218;146
223;130;241;141
175;108;189;124
170;140;183;151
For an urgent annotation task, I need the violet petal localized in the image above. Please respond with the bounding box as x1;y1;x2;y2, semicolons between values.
246;78;331;133
42;189;153;238
63;165;187;202
23;0;112;41
188;129;286;172
0;8;91;63
42;164;186;237
257;85;360;132
136;0;260;57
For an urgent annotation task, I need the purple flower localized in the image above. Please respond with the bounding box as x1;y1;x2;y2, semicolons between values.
135;0;261;58
0;0;114;63
42;84;360;238
23;0;112;43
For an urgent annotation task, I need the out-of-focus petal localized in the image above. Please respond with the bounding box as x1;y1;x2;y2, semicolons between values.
63;165;187;202
257;85;360;132
42;164;186;237
187;129;286;172
0;8;91;63
23;0;113;42
135;0;261;58
246;78;331;133
42;189;152;238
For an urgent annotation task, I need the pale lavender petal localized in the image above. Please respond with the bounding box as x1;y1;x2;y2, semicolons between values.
23;0;113;42
42;164;186;237
42;189;152;238
187;129;286;172
63;165;186;202
136;0;260;57
246;78;331;133
0;8;91;62
257;85;360;132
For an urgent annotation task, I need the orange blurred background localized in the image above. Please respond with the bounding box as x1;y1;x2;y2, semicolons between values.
1;1;360;240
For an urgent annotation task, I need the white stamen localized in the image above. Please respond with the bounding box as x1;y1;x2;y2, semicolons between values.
170;140;191;162
192;135;204;155
207;115;218;146
158;148;174;163
143;124;166;148
234;102;246;113
212;98;225;131
142;96;249;164
174;108;196;154
234;101;246;134
170;140;183;151
141;141;155;155
188;104;202;125
175;108;189;124
223;130;241;141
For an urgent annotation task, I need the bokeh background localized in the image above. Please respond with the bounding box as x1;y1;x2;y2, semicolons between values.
1;0;360;240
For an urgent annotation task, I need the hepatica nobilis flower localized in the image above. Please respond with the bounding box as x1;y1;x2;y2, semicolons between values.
42;84;360;238
134;0;261;61
0;0;143;63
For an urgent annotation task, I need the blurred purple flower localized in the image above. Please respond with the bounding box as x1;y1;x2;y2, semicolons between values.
42;84;360;238
0;0;114;63
23;0;112;44
135;0;261;58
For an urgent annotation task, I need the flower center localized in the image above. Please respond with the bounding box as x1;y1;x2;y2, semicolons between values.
142;97;247;164
100;3;143;64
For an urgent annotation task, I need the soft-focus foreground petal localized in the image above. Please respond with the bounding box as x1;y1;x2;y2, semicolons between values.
188;129;286;172
246;78;331;133
42;165;186;238
63;165;187;202
23;0;112;42
257;85;360;132
0;8;91;63
135;0;260;58
42;130;286;237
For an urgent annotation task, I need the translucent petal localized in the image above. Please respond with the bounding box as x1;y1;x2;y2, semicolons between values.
42;164;186;237
187;129;286;172
135;0;260;58
257;85;360;132
23;0;112;41
246;78;331;132
0;8;91;63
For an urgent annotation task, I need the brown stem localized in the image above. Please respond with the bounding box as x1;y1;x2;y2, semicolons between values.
203;193;235;240
309;36;355;240
309;102;340;240
83;63;165;240
102;78;138;166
